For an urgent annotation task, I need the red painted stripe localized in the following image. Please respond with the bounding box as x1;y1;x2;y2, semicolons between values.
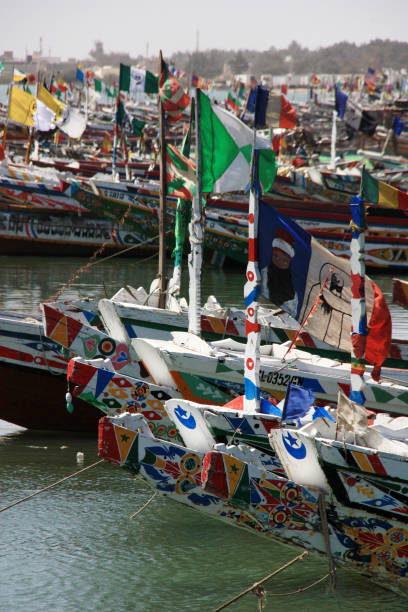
248;237;257;262
367;453;387;475
398;190;408;212
245;319;261;335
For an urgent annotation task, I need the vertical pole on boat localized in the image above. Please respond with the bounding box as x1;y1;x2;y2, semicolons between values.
122;128;130;181
329;109;337;169
2;84;12;150
170;97;195;300
349;193;367;407
25;128;33;164
112;93;119;180
158;50;168;309
188;88;203;334
244;86;262;413
26;74;40;164
380;128;392;156
84;78;89;125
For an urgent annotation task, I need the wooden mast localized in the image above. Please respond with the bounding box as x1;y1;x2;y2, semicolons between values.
349;193;367;406
188;88;203;334
158;50;167;309
244;86;261;412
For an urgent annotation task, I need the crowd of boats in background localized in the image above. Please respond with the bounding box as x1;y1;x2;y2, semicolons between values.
1;58;408;598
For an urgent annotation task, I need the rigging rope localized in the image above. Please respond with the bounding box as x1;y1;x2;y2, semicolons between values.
43;227;172;304
129;490;158;519
0;459;104;513
211;550;308;611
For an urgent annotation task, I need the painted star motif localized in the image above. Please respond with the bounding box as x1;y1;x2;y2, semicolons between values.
284;431;301;448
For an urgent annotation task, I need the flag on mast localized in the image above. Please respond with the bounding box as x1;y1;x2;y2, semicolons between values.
13;68;26;82
254;89;297;129
119;64;158;94
258;201;392;378
198;89;276;194
159;56;190;122
8;86;55;131
361;167;408;212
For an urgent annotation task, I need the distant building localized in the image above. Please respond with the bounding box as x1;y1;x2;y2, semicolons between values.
1;50;26;65
32;53;61;64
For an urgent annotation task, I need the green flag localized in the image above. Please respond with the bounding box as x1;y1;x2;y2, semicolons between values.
170;99;196;266
199;90;276;194
94;78;102;93
132;117;146;136
117;98;127;127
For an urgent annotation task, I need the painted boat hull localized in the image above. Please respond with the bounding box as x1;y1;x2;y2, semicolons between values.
98;413;408;597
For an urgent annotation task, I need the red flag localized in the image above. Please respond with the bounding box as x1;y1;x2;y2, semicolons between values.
280;95;297;129
267;94;297;129
366;281;392;380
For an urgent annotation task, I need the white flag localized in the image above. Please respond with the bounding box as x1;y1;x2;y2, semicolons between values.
336;389;368;436
33;99;55;131
59;106;86;139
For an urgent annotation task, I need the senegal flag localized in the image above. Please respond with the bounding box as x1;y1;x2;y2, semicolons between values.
362;167;408;212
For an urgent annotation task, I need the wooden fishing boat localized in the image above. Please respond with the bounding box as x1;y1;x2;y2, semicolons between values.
0;302;156;431
97;408;408;597
0;311;102;431
0;155;407;270
129;332;408;414
0;204;159;256
66;356;182;442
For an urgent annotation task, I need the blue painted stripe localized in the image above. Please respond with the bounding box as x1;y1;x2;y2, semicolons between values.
244;287;260;307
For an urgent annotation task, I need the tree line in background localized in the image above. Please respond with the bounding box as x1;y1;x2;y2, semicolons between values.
2;39;408;86
171;39;408;78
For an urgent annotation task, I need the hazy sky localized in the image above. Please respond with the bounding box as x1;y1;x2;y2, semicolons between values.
3;0;408;62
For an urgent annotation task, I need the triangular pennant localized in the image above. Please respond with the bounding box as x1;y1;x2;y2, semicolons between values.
114;425;138;463
95;368;116;398
223;454;247;498
49;315;69;347
98;418;121;464
67;359;96;389
43;303;64;337
201;451;228;498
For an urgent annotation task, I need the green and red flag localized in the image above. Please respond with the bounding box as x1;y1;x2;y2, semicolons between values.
362;167;408;212
166;143;196;200
226;92;241;113
57;75;67;94
50;77;58;95
159;57;190;122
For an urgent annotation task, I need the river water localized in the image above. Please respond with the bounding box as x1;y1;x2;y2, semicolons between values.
0;254;407;611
